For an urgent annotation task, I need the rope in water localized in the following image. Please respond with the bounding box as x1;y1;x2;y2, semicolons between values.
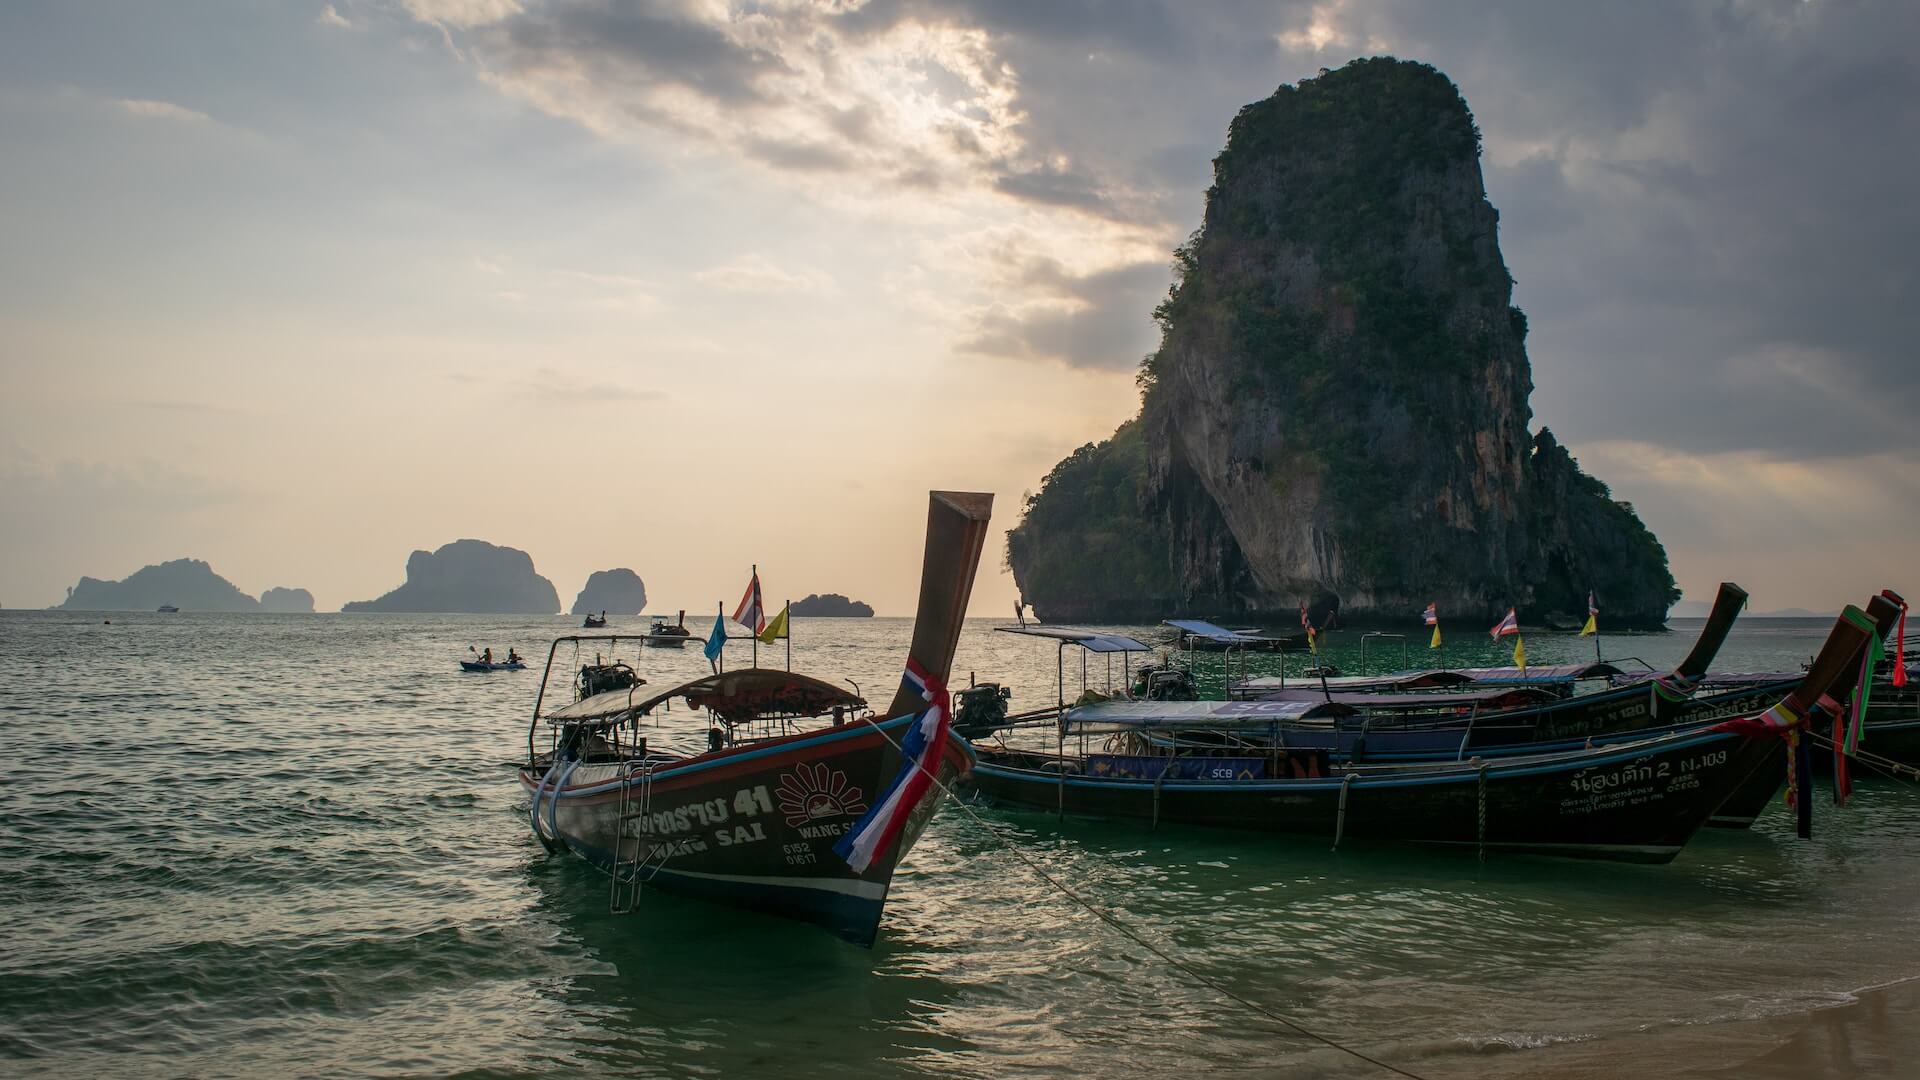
865;714;1430;1080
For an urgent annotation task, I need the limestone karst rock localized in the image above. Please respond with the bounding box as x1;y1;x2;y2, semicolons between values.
1007;58;1677;628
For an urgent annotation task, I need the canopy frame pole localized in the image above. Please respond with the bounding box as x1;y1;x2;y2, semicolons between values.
1058;642;1067;820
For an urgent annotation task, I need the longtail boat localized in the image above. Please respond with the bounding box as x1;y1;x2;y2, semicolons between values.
988;584;1774;768
519;490;992;945
960;608;1874;864
1704;591;1907;826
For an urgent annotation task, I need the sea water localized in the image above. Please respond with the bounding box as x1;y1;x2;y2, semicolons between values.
2;612;1914;1078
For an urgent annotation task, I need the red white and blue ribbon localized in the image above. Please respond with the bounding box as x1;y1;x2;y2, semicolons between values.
1490;608;1518;638
836;659;950;874
1422;603;1438;626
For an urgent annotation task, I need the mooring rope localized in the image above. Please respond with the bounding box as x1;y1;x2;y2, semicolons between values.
861;717;1429;1080
1806;731;1920;784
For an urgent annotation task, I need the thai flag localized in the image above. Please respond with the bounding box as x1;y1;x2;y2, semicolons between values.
1588;591;1599;617
1422;603;1438;626
836;660;950;874
733;571;765;635
1299;601;1311;630
1490;608;1519;638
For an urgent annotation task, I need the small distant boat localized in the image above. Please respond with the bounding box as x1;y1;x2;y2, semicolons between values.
641;611;696;648
583;612;609;629
157;605;179;613
463;650;527;672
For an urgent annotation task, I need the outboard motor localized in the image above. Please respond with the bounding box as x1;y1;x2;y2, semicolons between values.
578;661;640;698
952;683;1011;740
1133;662;1198;701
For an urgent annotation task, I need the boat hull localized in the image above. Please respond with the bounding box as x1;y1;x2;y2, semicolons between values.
523;716;973;945
965;729;1777;864
462;660;526;672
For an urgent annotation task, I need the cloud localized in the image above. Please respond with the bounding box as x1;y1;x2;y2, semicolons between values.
317;4;352;30
509;366;667;405
402;0;1918;462
1563;439;1920;609
401;0;522;30
959;251;1168;370
115;98;211;123
410;1;1048;211
691;254;828;295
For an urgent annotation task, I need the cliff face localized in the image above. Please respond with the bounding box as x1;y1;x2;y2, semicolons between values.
1008;58;1677;628
59;558;261;612
260;587;315;613
343;539;560;614
571;569;647;616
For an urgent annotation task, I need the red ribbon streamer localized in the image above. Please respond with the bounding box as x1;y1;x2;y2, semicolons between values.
1894;597;1909;689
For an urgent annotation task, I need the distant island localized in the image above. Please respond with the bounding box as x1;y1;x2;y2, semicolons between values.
571;569;647;616
58;558;261;612
260;587;315;613
789;593;874;618
342;539;560;613
1007;58;1677;629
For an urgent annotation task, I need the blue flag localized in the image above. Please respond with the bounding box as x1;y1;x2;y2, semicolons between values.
703;611;726;662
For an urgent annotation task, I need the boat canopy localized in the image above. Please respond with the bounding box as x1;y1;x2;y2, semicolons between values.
1235;670;1477;693
1245;686;1557;710
1449;662;1628;684
1063;698;1355;733
994;625;1155;653
1690;670;1802;688
642;669;865;725
542;683;652;722
544;669;865;726
1163;619;1271;644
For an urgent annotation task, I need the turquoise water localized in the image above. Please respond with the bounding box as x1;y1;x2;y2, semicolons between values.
2;612;1915;1078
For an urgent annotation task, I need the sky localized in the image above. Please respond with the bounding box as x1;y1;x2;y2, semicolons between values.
1;0;1914;616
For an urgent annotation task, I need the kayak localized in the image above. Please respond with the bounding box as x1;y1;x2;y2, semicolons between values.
461;660;526;672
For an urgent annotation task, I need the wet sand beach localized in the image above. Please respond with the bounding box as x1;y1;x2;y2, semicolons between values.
1444;978;1919;1079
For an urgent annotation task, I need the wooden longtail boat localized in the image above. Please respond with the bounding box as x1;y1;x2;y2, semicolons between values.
1703;591;1907;826
518;491;992;945
961;608;1874;864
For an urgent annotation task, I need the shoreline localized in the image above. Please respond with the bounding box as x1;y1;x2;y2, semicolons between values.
1427;976;1920;1078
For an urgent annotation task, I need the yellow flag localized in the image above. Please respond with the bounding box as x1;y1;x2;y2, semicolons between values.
1579;612;1598;637
1513;635;1527;672
758;604;789;644
1430;625;1442;650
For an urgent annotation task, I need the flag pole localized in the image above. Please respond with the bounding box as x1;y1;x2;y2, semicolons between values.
750;563;759;670
784;599;791;672
715;600;725;674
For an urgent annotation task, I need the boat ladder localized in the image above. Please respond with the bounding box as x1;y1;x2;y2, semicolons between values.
609;758;669;914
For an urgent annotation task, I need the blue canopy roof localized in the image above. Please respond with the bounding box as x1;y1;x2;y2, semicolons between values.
1163;619;1268;644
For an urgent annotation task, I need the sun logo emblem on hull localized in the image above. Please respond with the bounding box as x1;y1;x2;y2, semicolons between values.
777;762;868;826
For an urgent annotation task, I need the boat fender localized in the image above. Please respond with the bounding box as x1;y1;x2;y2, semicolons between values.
529;759;564;847
544;758;584;848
